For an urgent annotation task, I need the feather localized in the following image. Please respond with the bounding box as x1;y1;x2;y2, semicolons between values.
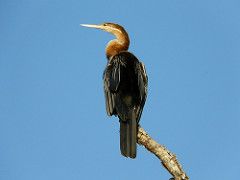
103;51;148;158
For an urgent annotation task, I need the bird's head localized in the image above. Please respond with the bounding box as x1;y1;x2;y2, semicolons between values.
81;23;127;36
81;22;130;58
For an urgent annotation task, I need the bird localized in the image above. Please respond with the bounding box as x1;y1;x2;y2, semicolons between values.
81;23;148;158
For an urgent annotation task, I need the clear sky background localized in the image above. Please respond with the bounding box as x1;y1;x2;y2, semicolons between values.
0;0;240;180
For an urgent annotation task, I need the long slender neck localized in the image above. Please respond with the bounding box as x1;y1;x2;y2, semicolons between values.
106;30;130;60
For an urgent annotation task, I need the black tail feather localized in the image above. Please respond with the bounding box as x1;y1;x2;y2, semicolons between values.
120;119;137;158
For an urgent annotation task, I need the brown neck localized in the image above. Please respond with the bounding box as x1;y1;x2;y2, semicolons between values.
106;30;130;60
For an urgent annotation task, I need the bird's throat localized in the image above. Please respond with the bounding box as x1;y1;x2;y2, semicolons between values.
106;40;129;59
105;31;130;60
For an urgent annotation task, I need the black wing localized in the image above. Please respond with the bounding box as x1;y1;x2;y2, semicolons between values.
103;52;148;120
103;56;123;116
135;61;148;123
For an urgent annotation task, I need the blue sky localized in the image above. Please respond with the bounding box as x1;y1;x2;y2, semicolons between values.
0;0;240;180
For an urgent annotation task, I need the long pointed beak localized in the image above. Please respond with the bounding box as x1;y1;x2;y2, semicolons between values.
80;24;103;29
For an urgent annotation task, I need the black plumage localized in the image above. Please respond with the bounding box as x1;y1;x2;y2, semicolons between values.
103;51;148;158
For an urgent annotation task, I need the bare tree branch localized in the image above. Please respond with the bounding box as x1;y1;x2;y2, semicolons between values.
137;127;189;180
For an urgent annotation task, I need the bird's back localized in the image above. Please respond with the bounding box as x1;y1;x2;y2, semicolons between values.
104;51;142;120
